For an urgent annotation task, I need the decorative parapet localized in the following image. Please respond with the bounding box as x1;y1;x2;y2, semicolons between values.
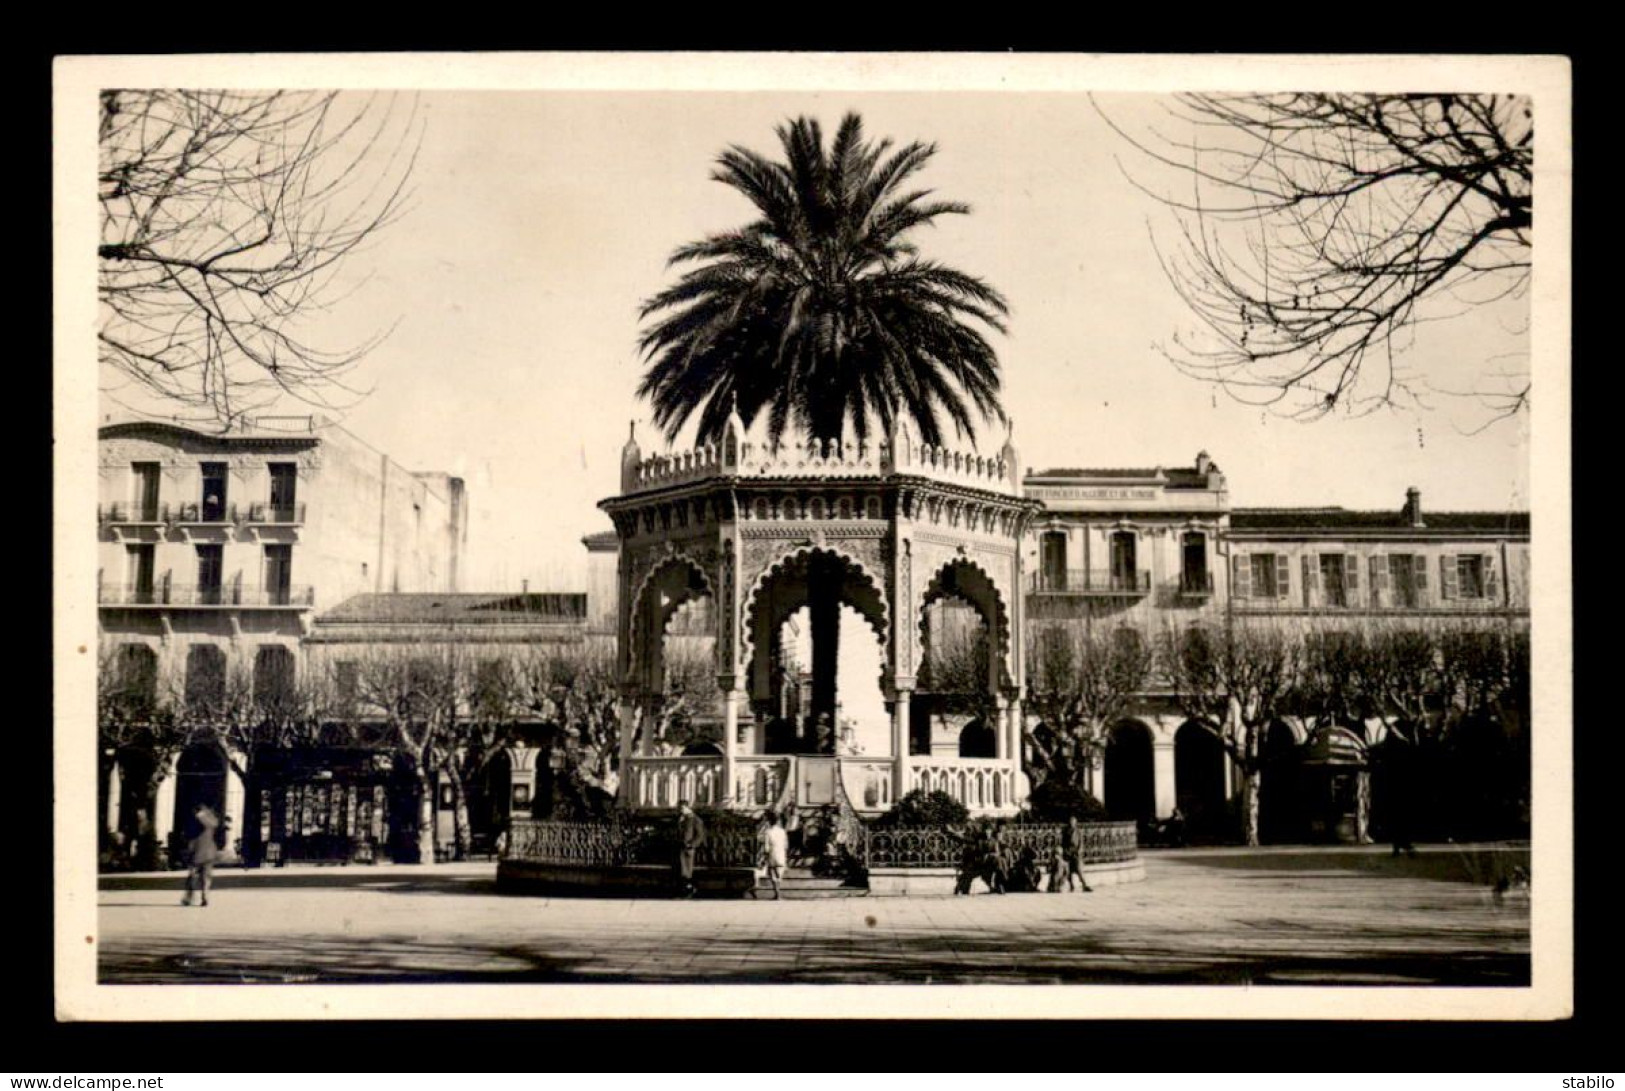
618;429;1021;496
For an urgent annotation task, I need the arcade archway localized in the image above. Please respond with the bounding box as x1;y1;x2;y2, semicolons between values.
1175;721;1228;838
1104;719;1156;824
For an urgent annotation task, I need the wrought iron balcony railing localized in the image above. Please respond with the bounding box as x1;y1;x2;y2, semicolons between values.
98;501;163;524
167;501;239;525
99;583;315;607
1028;569;1151;596
246;501;306;525
1177;571;1216;596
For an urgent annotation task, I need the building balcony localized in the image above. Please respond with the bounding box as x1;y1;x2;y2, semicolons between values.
245;501;306;526
1176;571;1215;598
1028;568;1151;597
99;582;315;608
166;501;239;526
98;501;164;526
1230;595;1522;616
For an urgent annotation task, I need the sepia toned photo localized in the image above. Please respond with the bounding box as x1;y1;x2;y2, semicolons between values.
52;53;1572;1021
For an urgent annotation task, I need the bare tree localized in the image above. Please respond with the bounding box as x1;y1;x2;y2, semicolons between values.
1023;625;1153;795
514;641;624;819
649;637;725;757
1161;623;1302;846
352;643;456;864
99;90;420;426
1102;94;1532;426
98;643;190;867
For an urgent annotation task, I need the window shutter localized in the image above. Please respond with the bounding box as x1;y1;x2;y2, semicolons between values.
1484;553;1500;601
1233;554;1252;599
1345;553;1360;597
1302;555;1318;606
1370;555;1387;606
1276;554;1291;599
1439;555;1458;601
1413;555;1428;602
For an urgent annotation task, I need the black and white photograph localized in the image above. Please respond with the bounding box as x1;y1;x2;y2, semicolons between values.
52;52;1571;1021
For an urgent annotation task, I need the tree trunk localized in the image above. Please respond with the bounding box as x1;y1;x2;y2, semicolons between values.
414;765;438;865
807;552;842;748
1239;767;1262;847
1355;769;1372;844
445;758;471;861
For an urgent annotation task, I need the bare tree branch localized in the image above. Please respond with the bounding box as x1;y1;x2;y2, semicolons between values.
99;90;422;428
1099;93;1532;426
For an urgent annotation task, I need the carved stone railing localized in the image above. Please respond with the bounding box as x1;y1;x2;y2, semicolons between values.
623;754;725;809
863;822;1137;869
736;438;889;480
908;757;1021;811
732;755;790;808
838;758;895;812
625;443;732;492
891;440;1020;495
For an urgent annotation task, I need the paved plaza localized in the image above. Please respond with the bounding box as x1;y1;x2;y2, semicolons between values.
95;846;1530;986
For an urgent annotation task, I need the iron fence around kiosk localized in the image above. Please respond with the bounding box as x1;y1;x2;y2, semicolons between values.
505;818;758;869
863;822;1138;869
506;818;1136;872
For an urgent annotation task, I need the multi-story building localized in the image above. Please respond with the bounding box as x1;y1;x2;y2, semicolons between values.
296;591;593;864
97;414;468;865
1217;489;1530;843
1016;454;1231;829
579;448;1529;842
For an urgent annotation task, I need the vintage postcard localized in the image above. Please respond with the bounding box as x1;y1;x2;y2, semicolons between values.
54;52;1572;1021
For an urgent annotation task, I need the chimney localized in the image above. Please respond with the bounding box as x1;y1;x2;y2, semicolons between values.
1404;487;1424;527
1195;450;1211;476
521;578;530;595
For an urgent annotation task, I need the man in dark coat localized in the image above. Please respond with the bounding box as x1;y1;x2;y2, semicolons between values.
676;800;706;898
1061;815;1094;892
181;803;220;907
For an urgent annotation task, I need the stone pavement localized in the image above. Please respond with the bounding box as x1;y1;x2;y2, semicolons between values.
95;845;1530;986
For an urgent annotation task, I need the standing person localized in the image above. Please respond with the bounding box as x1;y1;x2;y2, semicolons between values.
783;801;802;863
757;809;789;900
180;803;220;907
1062;815;1094;893
676;799;707;898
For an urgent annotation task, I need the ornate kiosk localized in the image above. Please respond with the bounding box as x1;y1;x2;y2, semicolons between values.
602;410;1040;817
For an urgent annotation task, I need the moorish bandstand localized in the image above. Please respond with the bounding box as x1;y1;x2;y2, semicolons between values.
601;410;1041;817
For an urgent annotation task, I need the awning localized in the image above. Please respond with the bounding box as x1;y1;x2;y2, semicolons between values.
1302;726;1368;767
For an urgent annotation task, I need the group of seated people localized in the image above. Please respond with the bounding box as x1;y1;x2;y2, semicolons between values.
954;826;1092;895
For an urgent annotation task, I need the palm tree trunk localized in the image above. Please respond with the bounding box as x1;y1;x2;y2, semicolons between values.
807;552;841;749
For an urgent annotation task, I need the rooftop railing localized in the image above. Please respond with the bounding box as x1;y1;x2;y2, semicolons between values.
621;432;1021;496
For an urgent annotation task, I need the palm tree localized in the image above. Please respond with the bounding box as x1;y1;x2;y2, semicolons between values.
637;111;1009;449
637;112;1011;735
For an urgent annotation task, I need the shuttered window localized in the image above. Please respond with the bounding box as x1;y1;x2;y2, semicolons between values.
1440;555;1460;600
1233;554;1253;598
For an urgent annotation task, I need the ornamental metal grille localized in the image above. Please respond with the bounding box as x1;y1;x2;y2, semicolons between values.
505;818;758;868
863;822;1138;869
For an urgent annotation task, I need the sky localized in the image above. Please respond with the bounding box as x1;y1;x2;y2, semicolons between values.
101;89;1534;593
